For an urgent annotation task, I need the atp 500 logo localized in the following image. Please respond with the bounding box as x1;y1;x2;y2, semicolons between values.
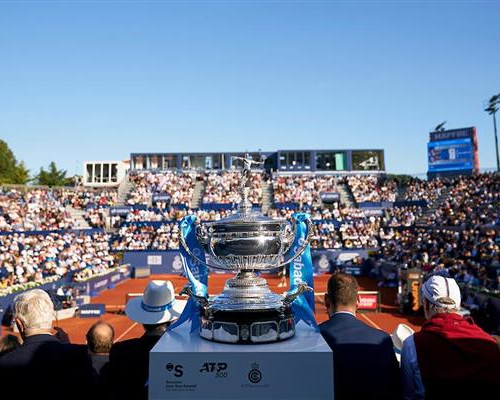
199;362;228;378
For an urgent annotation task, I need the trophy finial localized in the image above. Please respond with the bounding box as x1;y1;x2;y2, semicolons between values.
232;154;264;214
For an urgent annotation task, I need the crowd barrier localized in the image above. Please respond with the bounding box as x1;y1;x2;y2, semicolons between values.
0;264;131;331
0;228;104;237
357;200;428;209
123;248;379;275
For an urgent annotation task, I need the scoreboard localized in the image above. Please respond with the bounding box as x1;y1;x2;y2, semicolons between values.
428;138;474;172
427;127;479;178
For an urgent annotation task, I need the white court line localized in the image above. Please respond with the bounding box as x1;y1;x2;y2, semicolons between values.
116;322;138;342
359;313;382;330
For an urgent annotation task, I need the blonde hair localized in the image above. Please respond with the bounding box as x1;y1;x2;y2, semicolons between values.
14;289;54;331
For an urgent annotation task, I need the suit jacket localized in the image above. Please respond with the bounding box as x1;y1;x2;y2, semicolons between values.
320;312;402;400
105;333;161;400
0;334;95;400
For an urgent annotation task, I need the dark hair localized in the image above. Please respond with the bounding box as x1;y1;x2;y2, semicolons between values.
86;321;115;353
326;273;359;310
0;334;21;357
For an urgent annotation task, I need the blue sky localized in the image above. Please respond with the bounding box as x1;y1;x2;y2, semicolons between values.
0;0;499;176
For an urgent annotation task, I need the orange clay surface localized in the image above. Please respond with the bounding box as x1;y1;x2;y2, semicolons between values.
2;274;424;344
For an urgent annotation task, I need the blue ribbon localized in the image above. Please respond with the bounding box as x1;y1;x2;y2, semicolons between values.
287;212;318;331
141;299;176;313
169;216;208;333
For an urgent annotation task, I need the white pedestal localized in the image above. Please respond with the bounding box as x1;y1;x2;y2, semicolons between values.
149;322;333;400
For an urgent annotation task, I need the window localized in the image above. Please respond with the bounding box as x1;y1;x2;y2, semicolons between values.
94;164;102;183
316;152;346;171
86;164;93;183
111;164;118;182
351;150;384;171
103;164;110;183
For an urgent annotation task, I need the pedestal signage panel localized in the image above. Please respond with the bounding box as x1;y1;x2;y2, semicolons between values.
149;323;334;400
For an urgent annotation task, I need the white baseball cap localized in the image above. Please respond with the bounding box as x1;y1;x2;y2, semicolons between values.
422;275;461;309
125;280;186;325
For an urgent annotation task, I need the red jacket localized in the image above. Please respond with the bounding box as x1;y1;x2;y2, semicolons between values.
414;313;500;400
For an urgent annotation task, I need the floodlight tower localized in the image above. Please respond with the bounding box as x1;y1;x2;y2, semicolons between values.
485;94;500;172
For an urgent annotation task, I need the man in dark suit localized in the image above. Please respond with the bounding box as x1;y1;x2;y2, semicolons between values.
105;280;186;400
320;273;401;400
0;289;95;400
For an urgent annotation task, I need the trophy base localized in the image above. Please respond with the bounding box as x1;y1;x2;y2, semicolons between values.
199;307;296;344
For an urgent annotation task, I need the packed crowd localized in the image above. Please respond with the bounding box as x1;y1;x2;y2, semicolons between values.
202;171;263;204
127;171;197;207
110;223;180;251
272;174;340;206
379;227;500;291
428;173;500;228
346;175;398;203
0;232;116;290
0;189;76;231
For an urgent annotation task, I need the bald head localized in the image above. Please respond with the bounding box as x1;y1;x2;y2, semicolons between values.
86;321;115;354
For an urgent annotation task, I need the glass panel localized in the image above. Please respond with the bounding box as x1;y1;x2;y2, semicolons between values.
205;156;213;170
86;164;93;183
352;150;383;171
94;164;101;183
189;155;205;169
335;153;346;170
111;164;118;182
103;164;110;183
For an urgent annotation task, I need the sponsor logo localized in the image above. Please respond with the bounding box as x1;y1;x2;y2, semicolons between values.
93;279;108;289
411;280;420;311
172;255;183;271
248;363;262;384
166;363;184;378
199;362;228;378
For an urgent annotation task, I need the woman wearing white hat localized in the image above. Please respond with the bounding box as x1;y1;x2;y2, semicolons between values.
106;280;186;400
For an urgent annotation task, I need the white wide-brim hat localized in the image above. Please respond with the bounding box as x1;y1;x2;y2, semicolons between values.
125;280;186;325
391;323;414;362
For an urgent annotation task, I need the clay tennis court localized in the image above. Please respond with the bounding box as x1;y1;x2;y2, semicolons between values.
49;274;424;344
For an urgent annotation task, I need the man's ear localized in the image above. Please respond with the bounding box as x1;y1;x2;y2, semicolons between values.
356;295;361;310
14;317;25;337
324;293;330;310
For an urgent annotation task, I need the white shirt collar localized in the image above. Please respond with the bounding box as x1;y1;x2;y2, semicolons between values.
332;310;356;317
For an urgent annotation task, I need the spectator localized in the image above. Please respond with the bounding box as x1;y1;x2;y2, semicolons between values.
0;289;95;400
0;334;21;357
106;280;186;400
401;275;500;400
86;320;115;376
320;273;401;400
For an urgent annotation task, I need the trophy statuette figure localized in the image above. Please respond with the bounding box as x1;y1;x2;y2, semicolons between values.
179;155;313;344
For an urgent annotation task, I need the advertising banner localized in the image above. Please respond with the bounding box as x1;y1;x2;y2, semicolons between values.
358;291;380;311
78;303;106;318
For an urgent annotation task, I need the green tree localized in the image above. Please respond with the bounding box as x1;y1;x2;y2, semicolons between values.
33;161;72;187
0;139;30;184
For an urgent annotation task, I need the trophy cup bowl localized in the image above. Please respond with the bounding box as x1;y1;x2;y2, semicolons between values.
180;157;312;344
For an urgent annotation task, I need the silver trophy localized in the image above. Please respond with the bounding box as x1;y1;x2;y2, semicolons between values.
180;156;312;344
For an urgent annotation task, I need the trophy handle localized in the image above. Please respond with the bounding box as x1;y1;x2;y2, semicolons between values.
179;224;221;270
275;218;313;268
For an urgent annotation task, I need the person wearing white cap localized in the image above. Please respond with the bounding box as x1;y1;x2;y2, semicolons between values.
401;275;500;400
105;280;186;400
